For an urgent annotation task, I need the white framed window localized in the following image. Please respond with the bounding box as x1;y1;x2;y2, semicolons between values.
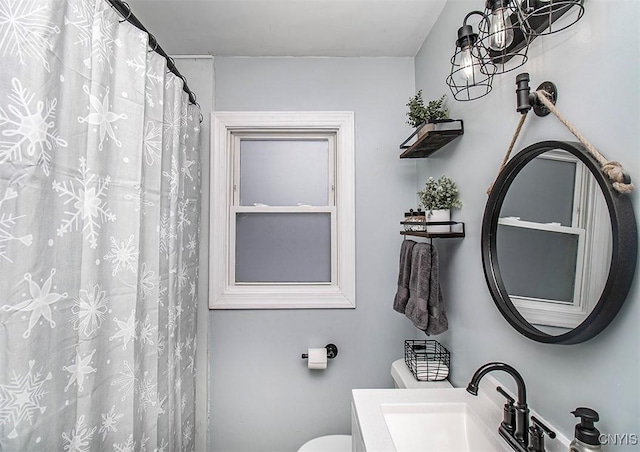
209;112;355;309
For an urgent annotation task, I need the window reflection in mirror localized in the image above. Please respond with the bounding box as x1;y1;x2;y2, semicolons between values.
496;150;612;333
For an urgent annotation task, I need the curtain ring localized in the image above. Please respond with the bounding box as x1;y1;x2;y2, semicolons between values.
194;101;203;122
180;75;192;99
148;33;159;52
166;56;175;73
185;87;196;106
118;2;132;23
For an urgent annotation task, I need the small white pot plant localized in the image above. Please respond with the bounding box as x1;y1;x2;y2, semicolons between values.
406;91;449;133
417;175;462;232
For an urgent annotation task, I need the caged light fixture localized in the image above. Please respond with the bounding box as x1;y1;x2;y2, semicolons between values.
446;0;584;102
479;0;530;74
486;0;517;51
445;11;497;102
517;0;585;36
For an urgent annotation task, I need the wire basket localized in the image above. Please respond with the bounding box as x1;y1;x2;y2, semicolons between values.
404;340;450;382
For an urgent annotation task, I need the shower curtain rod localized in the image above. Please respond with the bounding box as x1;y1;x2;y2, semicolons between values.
107;0;198;106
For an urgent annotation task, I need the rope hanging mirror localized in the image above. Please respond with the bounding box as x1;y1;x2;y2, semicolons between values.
482;73;637;344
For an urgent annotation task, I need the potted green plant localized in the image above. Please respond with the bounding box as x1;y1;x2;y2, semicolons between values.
417;175;461;232
406;91;449;136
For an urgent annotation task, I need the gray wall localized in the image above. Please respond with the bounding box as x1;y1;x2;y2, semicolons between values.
414;0;639;447
211;57;420;451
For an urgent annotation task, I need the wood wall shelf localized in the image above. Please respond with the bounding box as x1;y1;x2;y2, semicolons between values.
399;119;464;159
400;221;465;239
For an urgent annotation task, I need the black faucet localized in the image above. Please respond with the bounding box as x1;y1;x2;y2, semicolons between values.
466;362;530;452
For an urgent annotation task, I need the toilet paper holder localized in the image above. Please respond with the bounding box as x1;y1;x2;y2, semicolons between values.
302;343;338;360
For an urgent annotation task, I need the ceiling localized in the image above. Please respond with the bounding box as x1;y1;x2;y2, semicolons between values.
126;0;448;57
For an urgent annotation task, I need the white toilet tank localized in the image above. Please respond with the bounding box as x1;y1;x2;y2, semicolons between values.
390;359;452;389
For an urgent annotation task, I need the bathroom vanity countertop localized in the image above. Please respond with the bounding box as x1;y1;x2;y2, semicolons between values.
351;375;570;452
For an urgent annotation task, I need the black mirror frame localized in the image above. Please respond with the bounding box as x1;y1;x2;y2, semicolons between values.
482;140;637;344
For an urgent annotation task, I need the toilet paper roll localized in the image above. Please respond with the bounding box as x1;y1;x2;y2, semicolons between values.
307;348;327;370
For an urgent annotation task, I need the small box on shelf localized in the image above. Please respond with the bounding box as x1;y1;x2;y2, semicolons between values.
400;220;465;239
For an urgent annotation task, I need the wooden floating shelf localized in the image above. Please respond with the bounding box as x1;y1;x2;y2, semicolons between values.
399;119;464;159
400;221;465;239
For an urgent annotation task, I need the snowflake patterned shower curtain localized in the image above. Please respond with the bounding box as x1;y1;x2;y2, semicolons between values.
0;0;202;450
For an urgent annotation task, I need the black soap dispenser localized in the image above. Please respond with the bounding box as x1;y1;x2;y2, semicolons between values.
570;407;602;451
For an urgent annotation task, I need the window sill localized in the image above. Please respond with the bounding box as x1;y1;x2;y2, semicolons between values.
211;286;356;310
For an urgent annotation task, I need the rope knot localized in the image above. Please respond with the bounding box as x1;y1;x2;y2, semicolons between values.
602;161;628;183
534;89;634;195
602;161;634;194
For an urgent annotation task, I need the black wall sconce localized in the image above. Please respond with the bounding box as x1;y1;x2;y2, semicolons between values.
445;11;497;101
446;0;584;102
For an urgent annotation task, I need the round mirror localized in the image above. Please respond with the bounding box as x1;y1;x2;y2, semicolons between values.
482;141;637;344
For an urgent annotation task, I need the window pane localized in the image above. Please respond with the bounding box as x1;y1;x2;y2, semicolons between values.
501;154;576;226
240;139;329;206
235;213;331;283
497;225;579;302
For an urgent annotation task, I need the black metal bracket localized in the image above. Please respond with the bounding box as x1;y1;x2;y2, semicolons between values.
516;72;557;117
533;81;558;117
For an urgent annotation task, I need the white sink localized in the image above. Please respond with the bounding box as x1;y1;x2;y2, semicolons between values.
351;378;569;452
381;402;502;452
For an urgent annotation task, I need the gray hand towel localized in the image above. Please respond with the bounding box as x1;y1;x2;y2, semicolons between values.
405;243;448;335
393;239;416;313
426;285;448;336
